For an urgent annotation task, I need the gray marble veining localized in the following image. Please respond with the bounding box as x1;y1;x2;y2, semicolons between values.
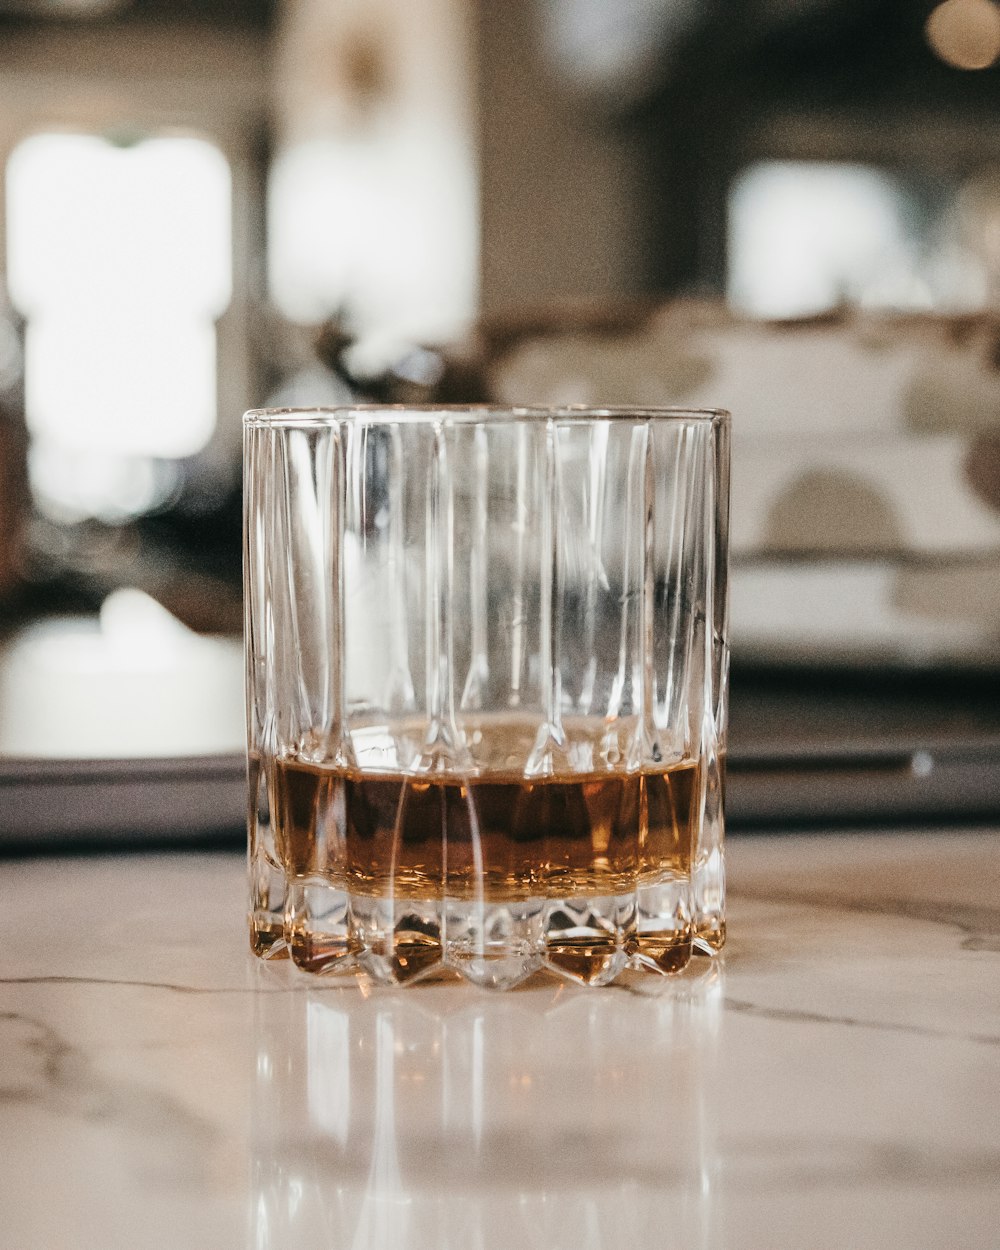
1;831;998;1250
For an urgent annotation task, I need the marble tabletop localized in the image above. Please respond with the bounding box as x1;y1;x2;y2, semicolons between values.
1;829;998;1250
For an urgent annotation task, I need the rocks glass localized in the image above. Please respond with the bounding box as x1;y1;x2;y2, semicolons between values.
245;406;729;988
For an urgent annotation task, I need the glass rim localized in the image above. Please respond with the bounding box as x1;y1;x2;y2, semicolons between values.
243;404;730;428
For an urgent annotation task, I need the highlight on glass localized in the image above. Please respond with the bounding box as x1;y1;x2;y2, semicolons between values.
244;405;730;989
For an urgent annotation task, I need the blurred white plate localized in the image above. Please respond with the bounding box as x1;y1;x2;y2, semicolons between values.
0;590;246;845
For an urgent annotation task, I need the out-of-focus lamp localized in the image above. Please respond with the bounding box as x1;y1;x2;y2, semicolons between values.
925;0;1000;70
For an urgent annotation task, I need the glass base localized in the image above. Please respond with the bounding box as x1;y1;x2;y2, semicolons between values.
253;864;722;989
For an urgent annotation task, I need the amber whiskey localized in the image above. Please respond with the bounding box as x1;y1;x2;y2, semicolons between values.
272;754;698;901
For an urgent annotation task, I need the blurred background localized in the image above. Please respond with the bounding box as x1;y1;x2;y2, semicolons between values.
4;0;1000;837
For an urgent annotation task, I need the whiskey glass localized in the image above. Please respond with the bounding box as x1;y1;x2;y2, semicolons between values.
245;406;729;988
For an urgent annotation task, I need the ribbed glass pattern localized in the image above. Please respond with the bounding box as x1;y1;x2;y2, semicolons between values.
245;406;730;988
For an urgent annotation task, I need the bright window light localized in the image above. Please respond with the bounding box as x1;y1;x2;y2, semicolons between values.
6;132;232;517
267;130;477;342
728;162;925;318
728;160;1000;317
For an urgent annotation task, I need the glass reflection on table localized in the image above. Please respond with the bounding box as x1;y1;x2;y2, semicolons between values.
251;965;723;1250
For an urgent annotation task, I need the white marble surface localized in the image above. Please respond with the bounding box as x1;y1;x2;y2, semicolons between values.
1;830;998;1250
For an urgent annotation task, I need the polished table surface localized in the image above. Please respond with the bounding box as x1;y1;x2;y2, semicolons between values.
2;829;998;1250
